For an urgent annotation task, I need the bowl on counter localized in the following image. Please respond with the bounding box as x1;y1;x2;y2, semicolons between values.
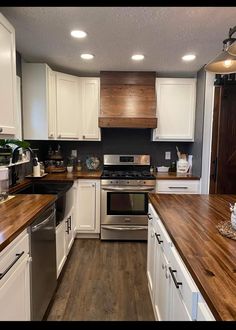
156;166;170;173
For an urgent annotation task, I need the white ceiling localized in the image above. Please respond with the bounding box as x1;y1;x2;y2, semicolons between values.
1;6;236;76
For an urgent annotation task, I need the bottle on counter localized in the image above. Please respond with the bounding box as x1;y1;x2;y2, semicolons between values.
76;159;82;172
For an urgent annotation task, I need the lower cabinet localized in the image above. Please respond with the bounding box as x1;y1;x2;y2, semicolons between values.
76;180;100;235
147;202;215;321
156;179;200;194
0;230;30;320
56;207;75;278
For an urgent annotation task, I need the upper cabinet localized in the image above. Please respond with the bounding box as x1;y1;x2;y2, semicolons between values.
0;13;17;136
56;72;80;139
21;63;101;141
152;78;196;141
81;78;100;140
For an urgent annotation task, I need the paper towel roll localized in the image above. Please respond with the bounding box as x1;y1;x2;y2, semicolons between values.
33;164;41;177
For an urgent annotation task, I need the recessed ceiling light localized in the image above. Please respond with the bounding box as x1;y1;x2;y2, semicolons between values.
131;54;145;61
81;53;94;60
70;30;87;38
182;54;196;61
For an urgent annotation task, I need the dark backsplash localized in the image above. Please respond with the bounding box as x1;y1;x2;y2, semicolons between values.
27;128;193;171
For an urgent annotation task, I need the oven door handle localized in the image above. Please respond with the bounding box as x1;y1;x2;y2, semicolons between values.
102;225;147;231
101;187;154;192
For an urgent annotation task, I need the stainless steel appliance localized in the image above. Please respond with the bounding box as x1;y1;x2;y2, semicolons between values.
29;205;56;320
101;155;156;240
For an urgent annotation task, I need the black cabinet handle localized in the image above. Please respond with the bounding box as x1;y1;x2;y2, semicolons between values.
0;251;24;280
65;219;69;234
155;233;163;244
147;213;153;221
169;267;182;289
68;216;71;230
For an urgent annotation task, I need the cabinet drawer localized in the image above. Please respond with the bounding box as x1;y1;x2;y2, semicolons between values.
0;230;29;283
168;245;199;320
155;217;172;260
156;180;200;194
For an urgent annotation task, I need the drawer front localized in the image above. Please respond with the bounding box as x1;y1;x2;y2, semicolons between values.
169;245;199;320
156;180;200;194
155;217;172;260
0;230;29;283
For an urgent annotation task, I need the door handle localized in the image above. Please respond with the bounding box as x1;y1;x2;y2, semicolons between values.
169;267;182;289
155;233;163;244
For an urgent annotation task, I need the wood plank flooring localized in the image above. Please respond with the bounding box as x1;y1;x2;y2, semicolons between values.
47;239;155;321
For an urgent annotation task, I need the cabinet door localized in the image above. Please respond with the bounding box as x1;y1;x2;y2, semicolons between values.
153;78;196;141
56;220;67;278
154;246;170;321
77;181;96;231
65;210;74;255
147;218;156;300
169;278;192;321
0;255;30;320
56;72;80;139
81;78;100;140
0;13;16;135
48;68;56;139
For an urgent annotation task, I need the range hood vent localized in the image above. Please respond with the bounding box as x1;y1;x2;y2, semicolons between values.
99;71;157;128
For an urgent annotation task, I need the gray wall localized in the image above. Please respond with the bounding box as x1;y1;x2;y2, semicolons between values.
189;67;206;176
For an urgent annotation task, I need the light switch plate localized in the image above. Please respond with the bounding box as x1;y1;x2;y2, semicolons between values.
71;150;77;157
165;151;171;160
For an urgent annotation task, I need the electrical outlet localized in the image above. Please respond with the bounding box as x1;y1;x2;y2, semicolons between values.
165;151;171;160
71;150;77;157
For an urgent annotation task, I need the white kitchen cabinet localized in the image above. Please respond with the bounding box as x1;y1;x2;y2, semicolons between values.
147;208;156;302
152;78;196;141
0;230;30;320
56;220;67;278
56;72;81;139
197;294;215;321
76;180;100;235
22;63;56;140
148;202;215;321
0;13;17;136
156;179;200;194
81;78;101;140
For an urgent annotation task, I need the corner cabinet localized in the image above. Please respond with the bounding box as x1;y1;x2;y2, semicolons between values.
0;13;17;136
21;63;100;141
152;78;196;141
76;180;100;236
22;63;56;140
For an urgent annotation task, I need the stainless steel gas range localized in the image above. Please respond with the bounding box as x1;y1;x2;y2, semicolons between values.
100;155;156;240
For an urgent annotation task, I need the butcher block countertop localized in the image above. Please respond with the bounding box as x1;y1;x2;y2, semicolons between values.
154;172;200;180
0;194;56;253
148;193;236;321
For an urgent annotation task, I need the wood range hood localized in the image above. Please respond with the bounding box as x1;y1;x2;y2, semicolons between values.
99;71;157;128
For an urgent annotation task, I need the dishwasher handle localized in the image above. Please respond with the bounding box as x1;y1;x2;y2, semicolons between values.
0;251;24;280
32;211;55;232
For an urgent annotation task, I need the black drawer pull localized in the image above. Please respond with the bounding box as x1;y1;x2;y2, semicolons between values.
0;251;25;280
155;233;163;244
168;186;188;189
147;213;152;221
169;267;182;289
68;216;72;230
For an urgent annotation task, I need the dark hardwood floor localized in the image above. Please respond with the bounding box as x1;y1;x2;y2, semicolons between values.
47;239;155;321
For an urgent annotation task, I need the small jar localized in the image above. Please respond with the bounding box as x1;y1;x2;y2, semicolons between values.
76;160;82;172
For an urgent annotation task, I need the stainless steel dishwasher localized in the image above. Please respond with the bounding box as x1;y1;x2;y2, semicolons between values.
29;204;57;321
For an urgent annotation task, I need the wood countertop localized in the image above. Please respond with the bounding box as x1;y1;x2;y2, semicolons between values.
154;172;200;180
148;193;236;321
40;170;102;180
0;194;56;253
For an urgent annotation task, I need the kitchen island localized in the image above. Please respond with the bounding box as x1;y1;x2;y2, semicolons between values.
148;193;236;321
